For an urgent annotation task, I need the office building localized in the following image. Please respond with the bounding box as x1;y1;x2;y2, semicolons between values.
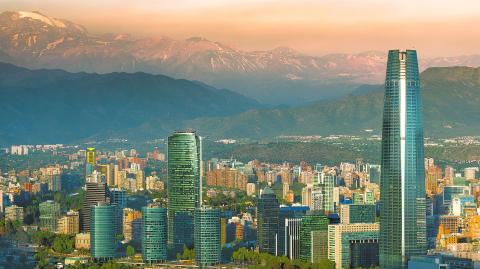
82;182;109;232
340;204;376;224
75;233;91;250
277;205;309;257
329;223;380;269
284;218;301;259
257;186;279;255
39;200;61;232
123;208;142;242
86;148;96;177
142;204;167;263
299;212;329;263
5;205;24;223
379;50;426;268
167;131;202;250
110;188;126;235
57;210;80;234
90;202;116;260
194;207;221;267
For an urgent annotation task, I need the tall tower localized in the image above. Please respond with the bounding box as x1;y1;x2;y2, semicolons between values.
167;131;202;250
379;50;426;269
90;202;116;261
85;148;96;177
257;186;279;255
82;182;109;232
194;207;221;267
142;204;167;264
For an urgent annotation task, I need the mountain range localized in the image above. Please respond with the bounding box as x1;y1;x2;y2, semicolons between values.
0;62;258;145
2;11;480;105
186;66;480;139
1;61;480;144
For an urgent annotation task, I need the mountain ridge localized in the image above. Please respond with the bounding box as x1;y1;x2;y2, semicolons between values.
2;10;480;104
0;62;259;145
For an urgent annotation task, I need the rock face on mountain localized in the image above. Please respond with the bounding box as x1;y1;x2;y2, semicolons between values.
2;11;480;105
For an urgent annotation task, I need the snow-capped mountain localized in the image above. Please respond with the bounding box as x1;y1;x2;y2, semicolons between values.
1;11;480;104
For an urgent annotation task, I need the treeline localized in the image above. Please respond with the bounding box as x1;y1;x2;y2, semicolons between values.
232;247;335;269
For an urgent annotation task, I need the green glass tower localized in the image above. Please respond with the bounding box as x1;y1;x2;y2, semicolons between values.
380;50;426;269
167;131;202;250
299;212;329;263
257;186;279;255
194;207;221;267
91;202;116;260
39;200;61;232
142;204;167;264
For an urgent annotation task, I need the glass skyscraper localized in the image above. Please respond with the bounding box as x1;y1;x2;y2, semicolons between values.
194;207;221;267
167;131;202;250
91;202;116;260
379;50;426;269
257;186;279;255
142;204;167;264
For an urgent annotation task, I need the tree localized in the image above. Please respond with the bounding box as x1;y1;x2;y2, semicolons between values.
126;245;135;258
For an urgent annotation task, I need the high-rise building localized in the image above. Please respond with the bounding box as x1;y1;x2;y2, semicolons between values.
194;207;221;267
82;182;109;232
167;131;202;250
277;205;309;257
86;148;96;177
57;210;80;234
39;200;61;232
90;202;116;260
340;204;376;224
257;186;279;255
110;188;126;235
5;205;24;223
379;50;426;269
142;204;167;263
329;223;380;269
299;212;329;263
123;208;142;242
284;218;301;260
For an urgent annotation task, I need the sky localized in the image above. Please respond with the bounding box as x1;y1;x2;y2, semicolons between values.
1;0;479;57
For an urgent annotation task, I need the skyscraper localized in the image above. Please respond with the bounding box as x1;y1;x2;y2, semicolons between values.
39;200;61;232
110;188;126;235
167;131;202;250
85;148;96;177
194;207;221;267
257;186;279;255
299;212;329;263
380;50;426;269
82;182;109;232
142;204;167;264
90;202;116;261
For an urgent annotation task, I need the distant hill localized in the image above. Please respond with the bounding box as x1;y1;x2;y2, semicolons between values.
185;66;480;138
0;62;259;145
2;11;480;105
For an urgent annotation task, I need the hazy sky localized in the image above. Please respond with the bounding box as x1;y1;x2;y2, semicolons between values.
2;0;479;57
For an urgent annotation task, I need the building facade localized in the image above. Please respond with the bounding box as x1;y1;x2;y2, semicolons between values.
299;212;329;263
167;131;202;250
39;200;61;232
82;182;109;232
379;50;427;268
194;207;221;267
90;203;116;260
142;204;167;263
257;186;279;255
